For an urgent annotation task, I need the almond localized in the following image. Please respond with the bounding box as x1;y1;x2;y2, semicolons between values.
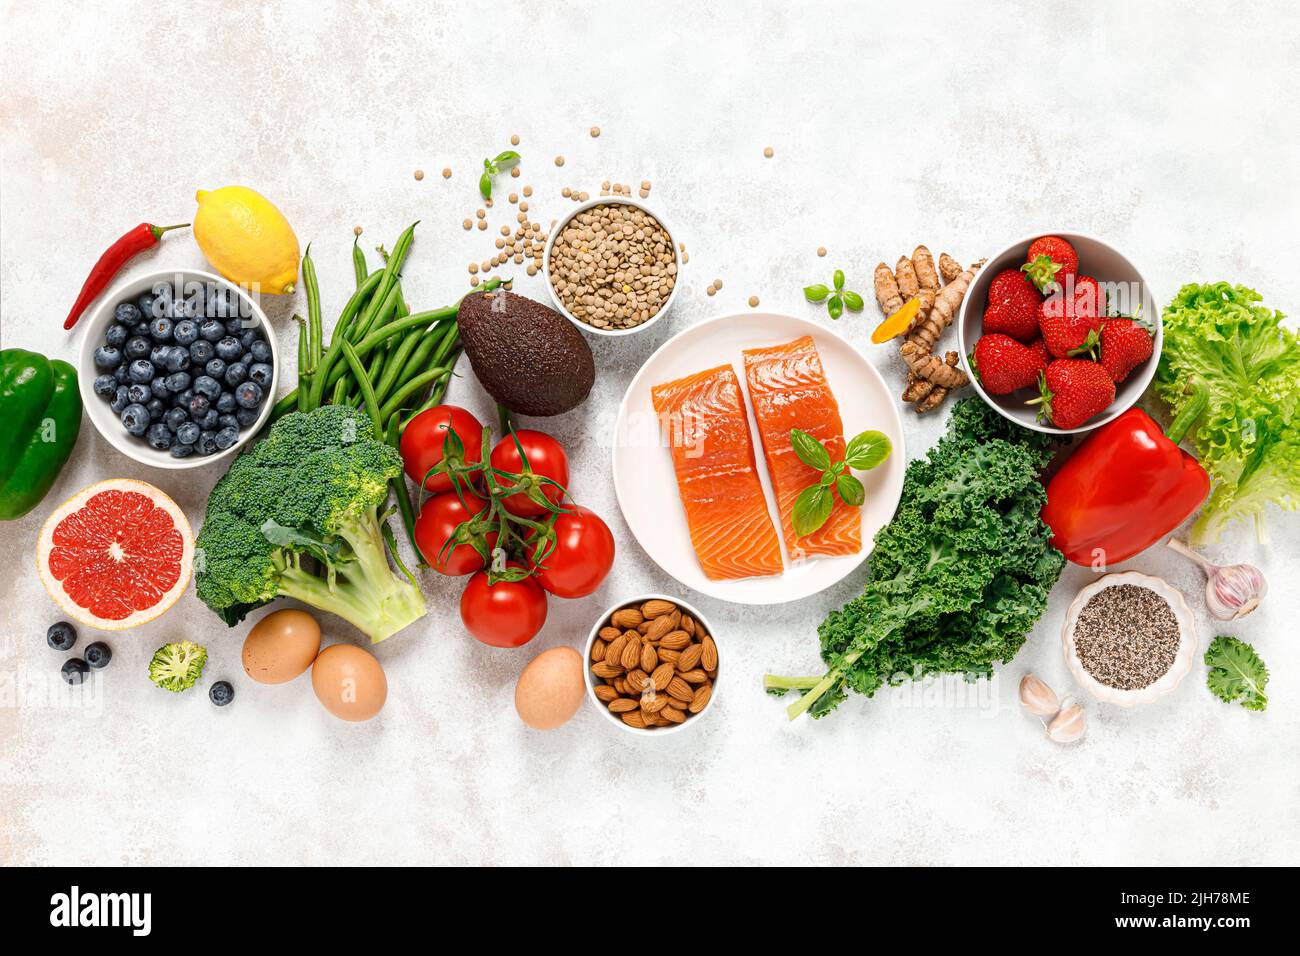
591;639;607;663
620;634;642;670
640;643;658;672
591;661;623;679
661;706;686;724
608;697;638;713
594;684;619;702
667;676;693;702
660;630;690;650
644;614;676;642
604;633;628;665
648;715;670;727
640;693;668;715
625;668;650;693
679;668;708;685
599;626;622;642
641;599;676;619
650;662;675;691
611;608;643;629
621;710;648;729
700;635;718;671
676;643;703;672
657;647;681;664
680;615;696;637
688;683;712;714
614;677;628;695
666;609;682;630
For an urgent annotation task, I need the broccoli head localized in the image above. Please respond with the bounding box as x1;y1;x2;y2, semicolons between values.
149;641;208;693
194;405;426;642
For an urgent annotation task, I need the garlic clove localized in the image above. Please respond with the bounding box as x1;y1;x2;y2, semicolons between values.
1046;702;1087;744
1019;673;1060;717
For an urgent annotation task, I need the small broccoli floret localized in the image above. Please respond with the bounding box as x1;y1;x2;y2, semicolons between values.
148;641;208;693
195;405;426;642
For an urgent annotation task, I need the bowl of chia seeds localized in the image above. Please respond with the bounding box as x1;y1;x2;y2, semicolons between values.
1062;571;1198;706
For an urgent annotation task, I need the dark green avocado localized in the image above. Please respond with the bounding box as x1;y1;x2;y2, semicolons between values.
457;290;595;416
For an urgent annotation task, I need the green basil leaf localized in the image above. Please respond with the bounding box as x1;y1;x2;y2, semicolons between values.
841;290;865;312
827;294;844;320
479;171;493;199
803;283;830;302
493;150;521;168
833;269;845;291
844;430;892;470
819;469;836;487
836;472;865;506
790;428;831;470
792;484;833;537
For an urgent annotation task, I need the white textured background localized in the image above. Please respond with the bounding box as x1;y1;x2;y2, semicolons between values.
2;0;1297;866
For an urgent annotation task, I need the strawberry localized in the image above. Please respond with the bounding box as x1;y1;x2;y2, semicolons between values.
1031;359;1115;429
982;269;1042;342
1098;318;1154;383
1022;235;1079;293
971;334;1050;395
1038;274;1105;358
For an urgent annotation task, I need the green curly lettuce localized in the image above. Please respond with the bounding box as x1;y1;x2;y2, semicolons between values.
1156;282;1300;544
1204;635;1268;712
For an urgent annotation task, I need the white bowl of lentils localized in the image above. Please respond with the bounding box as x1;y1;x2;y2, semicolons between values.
542;196;683;336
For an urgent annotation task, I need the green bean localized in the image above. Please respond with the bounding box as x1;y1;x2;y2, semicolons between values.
302;245;323;369
270;389;298;423
293;314;309;413
327;270;383;348
395;317;457;388
349;222;417;344
378;366;452;423
315;305;456;400
352;236;368;289
340;341;383;440
331;375;350;406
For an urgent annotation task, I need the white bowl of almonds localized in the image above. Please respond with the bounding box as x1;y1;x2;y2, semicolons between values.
584;595;719;736
543;196;683;336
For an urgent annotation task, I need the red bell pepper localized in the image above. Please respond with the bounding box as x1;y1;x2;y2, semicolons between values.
1041;399;1209;566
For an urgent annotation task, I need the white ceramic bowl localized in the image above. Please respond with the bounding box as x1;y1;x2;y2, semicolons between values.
1062;571;1198;706
78;268;279;469
542;195;682;337
582;594;719;737
956;231;1160;435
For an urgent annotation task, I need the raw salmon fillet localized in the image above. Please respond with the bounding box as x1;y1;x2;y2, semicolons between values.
651;364;783;580
743;335;861;561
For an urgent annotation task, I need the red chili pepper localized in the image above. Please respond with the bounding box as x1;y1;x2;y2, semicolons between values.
1041;399;1210;566
63;222;189;330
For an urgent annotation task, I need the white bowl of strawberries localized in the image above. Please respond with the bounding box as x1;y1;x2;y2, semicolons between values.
958;232;1160;435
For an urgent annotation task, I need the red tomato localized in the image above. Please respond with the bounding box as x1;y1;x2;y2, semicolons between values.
529;505;615;598
400;405;483;494
414;491;497;576
459;564;548;647
489;430;569;517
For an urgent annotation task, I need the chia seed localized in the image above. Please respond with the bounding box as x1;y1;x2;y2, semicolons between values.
1073;584;1180;690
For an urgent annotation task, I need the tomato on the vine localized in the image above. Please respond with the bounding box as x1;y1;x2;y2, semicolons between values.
528;505;615;598
460;563;548;647
414;490;497;576
490;429;569;517
400;405;483;494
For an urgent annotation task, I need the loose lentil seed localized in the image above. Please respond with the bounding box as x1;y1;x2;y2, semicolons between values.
748;295;760;307
712;279;723;290
476;208;486;219
470;275;480;286
523;185;533;197
510;166;520;178
763;146;774;158
442;167;452;179
1072;584;1180;690
577;191;589;201
706;287;716;297
414;168;425;180
510;133;520;145
562;187;572;198
462;219;472;230
590;126;600;137
468;263;478;274
555;155;565;167
500;226;510;236
508;192;518;203
817;246;827;257
477;220;487;231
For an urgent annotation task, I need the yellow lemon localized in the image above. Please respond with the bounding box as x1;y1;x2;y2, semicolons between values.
193;186;299;295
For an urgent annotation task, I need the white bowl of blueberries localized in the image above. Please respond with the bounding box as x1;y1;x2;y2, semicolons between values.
78;269;279;469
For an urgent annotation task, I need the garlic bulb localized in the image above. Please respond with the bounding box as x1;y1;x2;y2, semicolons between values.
1046;702;1087;744
1019;673;1060;717
1167;539;1267;620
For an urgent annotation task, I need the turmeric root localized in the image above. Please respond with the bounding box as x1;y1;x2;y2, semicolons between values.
895;256;919;301
913;245;940;295
907;258;984;353
900;340;970;389
914;353;960;413
873;262;903;316
938;252;962;284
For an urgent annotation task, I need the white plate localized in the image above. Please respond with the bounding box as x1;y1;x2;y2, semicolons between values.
611;312;906;605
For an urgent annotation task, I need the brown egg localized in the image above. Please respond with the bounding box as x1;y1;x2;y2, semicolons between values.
514;646;585;730
311;644;387;722
242;609;322;684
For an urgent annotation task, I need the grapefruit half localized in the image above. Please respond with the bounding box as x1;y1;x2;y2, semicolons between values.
36;479;194;630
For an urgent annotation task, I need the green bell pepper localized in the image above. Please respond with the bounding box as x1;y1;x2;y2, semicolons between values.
0;348;82;520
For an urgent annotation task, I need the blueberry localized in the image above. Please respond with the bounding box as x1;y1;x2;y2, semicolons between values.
176;421;201;445
215;336;243;362
164;371;191;393
193;375;221;400
196;430;219;455
214;425;239;450
124;336;151;360
127;359;155;384
199;319;224;343
165;407;188;432
110;386;130;414
235;406;260;428
114;364;131;384
170;442;195;459
61;658;90;685
209;680;235;706
93;345;122;370
104;324;128;348
249;339;272;364
195;408;219;430
115;302;142;326
84;642;112;669
217;413;240;431
234;381;263;409
93;374;117;398
188;394;211;419
225;316;246;335
239;329;261;351
47;621;77;651
215;391;237;414
146;398;166;422
163;346;190;373
205;358;227;380
189;339;215;364
125;383;150;405
150;316;173;341
135;292;157;318
146;423;173;449
224;362;248;387
150;345;170;367
174;388;194;408
173;319;199;346
121;403;150;436
247;362;273;387
150;377;170;400
131;320;151;338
